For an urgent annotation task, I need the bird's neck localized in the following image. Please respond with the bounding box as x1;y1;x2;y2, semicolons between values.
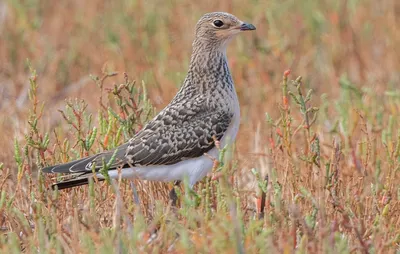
188;41;227;71
185;41;234;94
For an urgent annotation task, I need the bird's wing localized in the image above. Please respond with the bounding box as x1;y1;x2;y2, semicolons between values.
42;109;233;174
41;143;129;173
125;109;233;166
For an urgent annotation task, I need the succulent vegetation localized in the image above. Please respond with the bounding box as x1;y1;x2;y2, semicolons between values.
0;0;400;253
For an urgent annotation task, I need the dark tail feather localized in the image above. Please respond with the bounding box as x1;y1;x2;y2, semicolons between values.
51;177;104;190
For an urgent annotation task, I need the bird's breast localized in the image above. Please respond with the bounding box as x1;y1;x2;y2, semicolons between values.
220;89;240;147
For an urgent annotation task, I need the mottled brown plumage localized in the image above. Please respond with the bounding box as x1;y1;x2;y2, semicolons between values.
42;12;256;190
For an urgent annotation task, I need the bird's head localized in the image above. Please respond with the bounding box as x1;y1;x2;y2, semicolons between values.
194;12;256;51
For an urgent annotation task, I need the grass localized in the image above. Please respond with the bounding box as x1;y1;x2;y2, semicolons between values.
1;0;400;253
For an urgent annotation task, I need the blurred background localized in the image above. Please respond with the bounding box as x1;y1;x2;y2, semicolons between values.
1;2;400;251
0;0;399;169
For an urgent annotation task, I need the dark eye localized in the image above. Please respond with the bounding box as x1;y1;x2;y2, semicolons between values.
213;20;224;28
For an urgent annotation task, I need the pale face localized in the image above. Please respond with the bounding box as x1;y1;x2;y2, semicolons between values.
194;12;256;48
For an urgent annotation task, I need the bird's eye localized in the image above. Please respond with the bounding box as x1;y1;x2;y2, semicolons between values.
213;20;224;28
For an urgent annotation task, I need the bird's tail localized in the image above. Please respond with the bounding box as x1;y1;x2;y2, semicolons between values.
50;174;105;190
42;144;128;190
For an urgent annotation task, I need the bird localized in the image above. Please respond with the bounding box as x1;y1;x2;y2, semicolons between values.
42;12;256;191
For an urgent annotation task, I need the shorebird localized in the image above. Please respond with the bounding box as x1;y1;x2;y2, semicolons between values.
42;12;256;190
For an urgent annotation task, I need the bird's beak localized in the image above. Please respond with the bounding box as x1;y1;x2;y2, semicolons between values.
240;22;256;31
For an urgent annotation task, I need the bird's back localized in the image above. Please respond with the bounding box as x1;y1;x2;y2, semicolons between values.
42;11;254;190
